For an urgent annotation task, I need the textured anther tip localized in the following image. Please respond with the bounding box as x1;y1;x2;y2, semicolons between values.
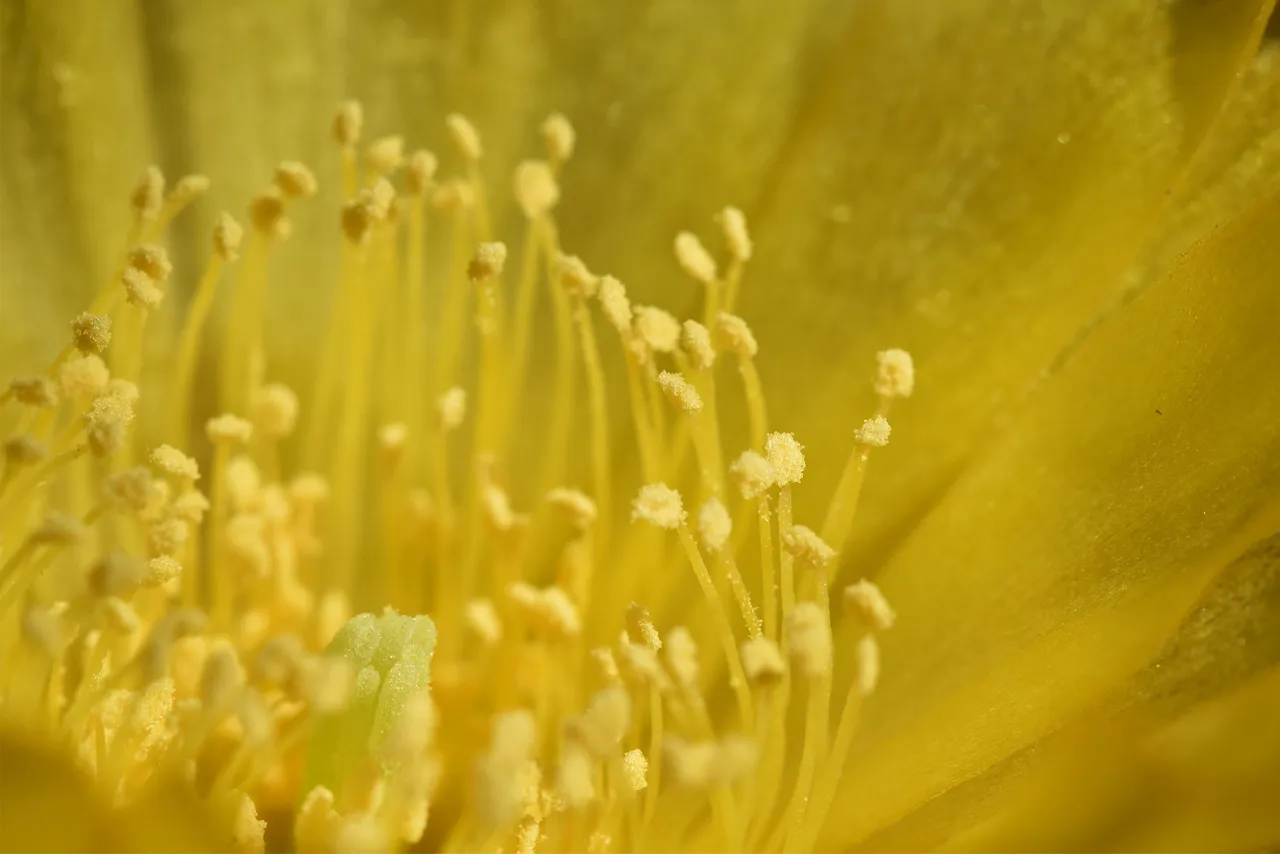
597;276;633;334
431;179;474;213
788;602;833;678
741;637;786;687
631;483;685;530
369;179;396;220
715;206;752;262
782;525;836;570
697;498;732;553
657;371;703;413
445;113;483;160
122;268;163;309
147;555;182;586
340;196;375;245
103;467;160;514
547;487;598;532
250;191;291;240
130;165;165;220
59;354;109;399
577;686;632;757
365;135;405;175
275;161;319;199
469;241;508;282
663;627;699;690
404;149;439;197
514;160;560;219
71;312;112;354
9;376;58;408
633;305;681;354
437;387;467;431
151;444;200;480
332;99;364;148
664;738;718;789
253;383;300;439
674;231;718;285
875;348;915;398
844;579;896;632
856;415;892;448
714;312;758;358
169;173;211;206
4;435;47;466
557;743;596;807
206;413;254;445
622;749;648;792
541;112;576;165
88;551;144;598
212;212;244;262
128;243;173;283
763;432;804;486
556;253;597;298
626;603;662;653
681;320;716;371
592;647;622;685
729;450;775;500
856;634;881;696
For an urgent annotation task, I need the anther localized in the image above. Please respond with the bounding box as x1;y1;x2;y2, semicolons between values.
249;191;291;240
514;160;560;219
741;636;786;688
21;605;63;658
253;383;300;439
681;320;716;371
674;231;717;285
591;647;622;686
147;555;182;586
365;135;405;175
556;253;597;298
874;348;915;399
213;213;244;262
576;686;631;756
128;243;173;282
103;467;161;514
788;603;833;678
541;112;576;166
71;312;112;354
664;737;718;789
4;435;47;467
431;179;474;212
715;206;752;262
340;196;375;244
275;161;319;199
465;599;503;647
557;743;596;807
782;525;836;571
596;276;633;334
622;748;648;792
445;113;484;161
437;387;467;431
59;354;109;399
332;100;364;149
88;552;145;598
631;483;685;530
122;268;162;309
843;579;895;632
9;376;59;408
729;450;775;500
405;150;438;196
31;513;88;546
663;626;700;690
547;487;598;532
855;415;892;448
633;306;681;354
151;445;200;480
626;602;662;652
130;165;165;221
206;413;254;445
468;242;508;282
764;432;805;485
697;498;732;553
713;312;758;358
169;174;211;207
657;371;703;413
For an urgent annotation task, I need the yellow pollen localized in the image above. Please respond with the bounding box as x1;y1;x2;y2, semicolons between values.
663;626;700;690
249;191;292;239
212;212;244;262
674;231;718;285
633;306;681;354
514;160;560;219
787;603;832;678
547;487;598;531
169;173;211;206
71;312;112;354
127;243;173;282
631;483;685;530
556;252;597;298
855;415;892;447
715;206;753;262
681;320;716;371
657;370;703;413
713;312;758;358
697;498;732;553
622;749;648;792
130;165;165;220
741;637;786;688
540;112;576;166
8;375;58;408
781;524;836;571
151;444;200;480
444;113;484;161
468;241;508;282
596;275;633;334
855;634;881;697
843;579;896;632
332;99;364;149
275;161;319;200
206;414;254;445
465;598;503;646
764;431;805;485
874;348;916;399
365;135;405;176
626;602;663;652
122;268;162;309
436;387;467;431
728;450;775;500
252;383;300;439
59;354;109;399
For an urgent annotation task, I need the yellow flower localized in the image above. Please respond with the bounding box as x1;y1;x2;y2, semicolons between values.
2;2;1280;852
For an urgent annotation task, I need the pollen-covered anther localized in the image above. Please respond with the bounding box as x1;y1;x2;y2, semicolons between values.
547;487;598;531
631;483;685;530
437;387;467;431
130;165;165;220
844;579;896;632
146;555;182;587
368;178;396;220
88;552;144;599
365;135;405;175
875;348;915;398
541;112;576;165
340;196;375;244
103;466;161;514
122;268;163;309
574;686;632;757
729;450;775;500
212;213;245;262
856;415;892;448
674;231;718;284
405;149;438;196
9;376;59;408
84;390;136;457
59;354;109;399
765;431;806;485
664;737;719;789
431;179;474;213
717;735;759;784
252;383;300;439
445;113;483;160
663;627;700;690
250;191;291;240
71;312;112;354
657;370;703;413
465;598;503;647
856;634;881;696
556;743;596;807
681;320;716;371
332;99;364;149
596;276;633;334
714;311;759;359
788;602;833;678
697;498;732;553
514;160;560;219
128;243;173;283
274;161;318;199
622;748;648;792
151;444;200;481
782;524;836;570
556;253;597;298
618;637;670;692
741;636;786;687
715;206;752;262
469;241;508;282
206;413;254;445
633;306;681;354
626;603;662;652
169;173;211;206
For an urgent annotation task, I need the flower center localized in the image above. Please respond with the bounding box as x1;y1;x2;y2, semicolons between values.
0;100;911;853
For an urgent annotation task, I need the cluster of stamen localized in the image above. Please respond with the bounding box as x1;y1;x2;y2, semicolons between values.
0;99;914;853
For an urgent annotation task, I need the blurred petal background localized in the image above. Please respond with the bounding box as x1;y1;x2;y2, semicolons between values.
2;0;1278;849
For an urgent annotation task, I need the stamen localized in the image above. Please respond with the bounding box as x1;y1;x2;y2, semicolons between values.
715;207;752;314
275;161;320;200
701;498;761;638
715;313;767;451
843;579;896;632
740;637;785;688
365;135;405;178
541;113;576;169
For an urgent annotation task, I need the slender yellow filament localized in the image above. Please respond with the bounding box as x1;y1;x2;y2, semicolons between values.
777;486;797;629
757;496;777;642
402;197;429;479
796;676;863;853
205;441;233;622
219;233;267;414
722;258;745;315
716;549;762;639
434;210;473;395
574;297;612;562
738;355;768;451
169;255;227;443
504;218;543;445
777;579;832;853
535;218;576;502
820;443;871;559
642;682;664;828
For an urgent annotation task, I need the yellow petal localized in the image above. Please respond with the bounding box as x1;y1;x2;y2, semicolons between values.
740;1;1274;573
821;193;1280;846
